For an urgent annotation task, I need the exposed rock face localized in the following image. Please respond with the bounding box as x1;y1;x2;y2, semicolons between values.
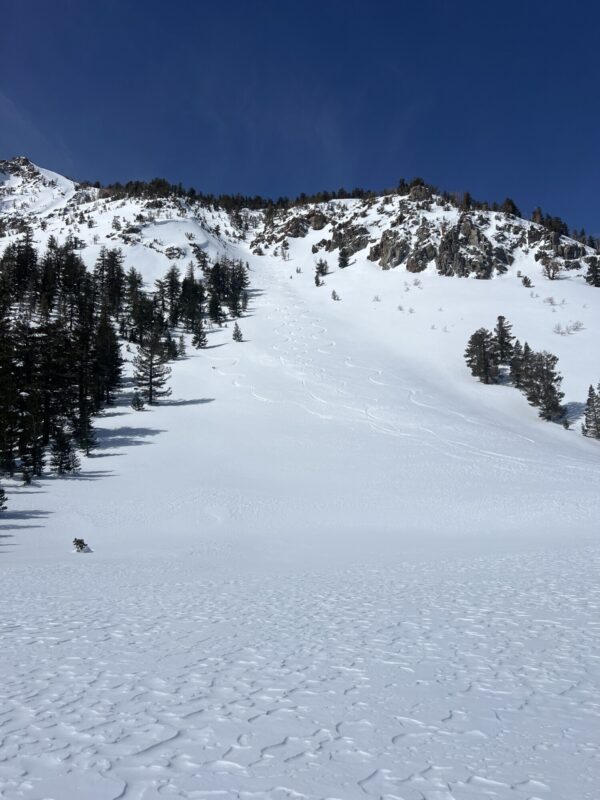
0;156;37;179
308;211;327;230
436;215;510;278
368;229;410;269
406;244;436;273
409;184;432;202
325;223;370;257
283;216;310;238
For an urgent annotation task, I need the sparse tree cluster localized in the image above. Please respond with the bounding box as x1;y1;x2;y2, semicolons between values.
465;315;565;422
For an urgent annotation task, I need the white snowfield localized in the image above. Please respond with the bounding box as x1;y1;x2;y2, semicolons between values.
1;162;600;799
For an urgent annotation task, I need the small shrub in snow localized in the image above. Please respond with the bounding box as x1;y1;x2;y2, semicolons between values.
331;290;341;301
232;322;243;341
131;392;145;411
73;538;91;553
372;295;381;302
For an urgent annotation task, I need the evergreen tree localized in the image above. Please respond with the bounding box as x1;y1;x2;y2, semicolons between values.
208;292;225;325
133;335;172;404
582;384;600;439
315;258;328;277
232;322;243;342
50;428;81;474
338;248;350;269
509;339;524;388
191;319;207;349
93;311;122;406
492;315;514;363
131;391;145;411
464;329;498;384
526;351;564;420
0;484;6;511
178;335;186;358
585;257;600;287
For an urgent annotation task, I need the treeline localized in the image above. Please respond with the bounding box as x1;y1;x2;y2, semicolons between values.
465;316;565;422
85;175;598;249
0;230;250;493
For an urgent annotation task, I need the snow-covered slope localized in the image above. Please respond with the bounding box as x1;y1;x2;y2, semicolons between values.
1;159;600;799
0;156;78;219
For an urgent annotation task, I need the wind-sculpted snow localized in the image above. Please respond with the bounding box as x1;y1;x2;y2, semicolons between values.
1;547;599;800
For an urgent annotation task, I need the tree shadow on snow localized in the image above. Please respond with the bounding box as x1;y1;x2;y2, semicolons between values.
0;508;50;533
93;425;166;450
160;398;215;407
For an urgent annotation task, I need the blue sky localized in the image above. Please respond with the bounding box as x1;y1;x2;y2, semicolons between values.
1;0;598;233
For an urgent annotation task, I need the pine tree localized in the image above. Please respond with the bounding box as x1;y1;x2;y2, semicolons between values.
510;339;524;388
50;428;81;474
582;384;600;438
93;311;122;406
133;336;172;404
191;319;207;349
525;351;564;420
0;484;6;512
178;335;186;358
338;248;350;269
73;412;97;456
492;315;514;363
316;258;328;277
464;329;498;384
232;322;243;342
585;257;600;287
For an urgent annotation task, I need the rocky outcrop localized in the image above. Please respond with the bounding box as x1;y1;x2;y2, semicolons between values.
325;223;370;257
406;244;437;273
436;215;510;278
283;216;310;238
368;229;410;269
308;210;327;230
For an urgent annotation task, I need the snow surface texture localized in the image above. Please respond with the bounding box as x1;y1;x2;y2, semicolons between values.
1;161;600;799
